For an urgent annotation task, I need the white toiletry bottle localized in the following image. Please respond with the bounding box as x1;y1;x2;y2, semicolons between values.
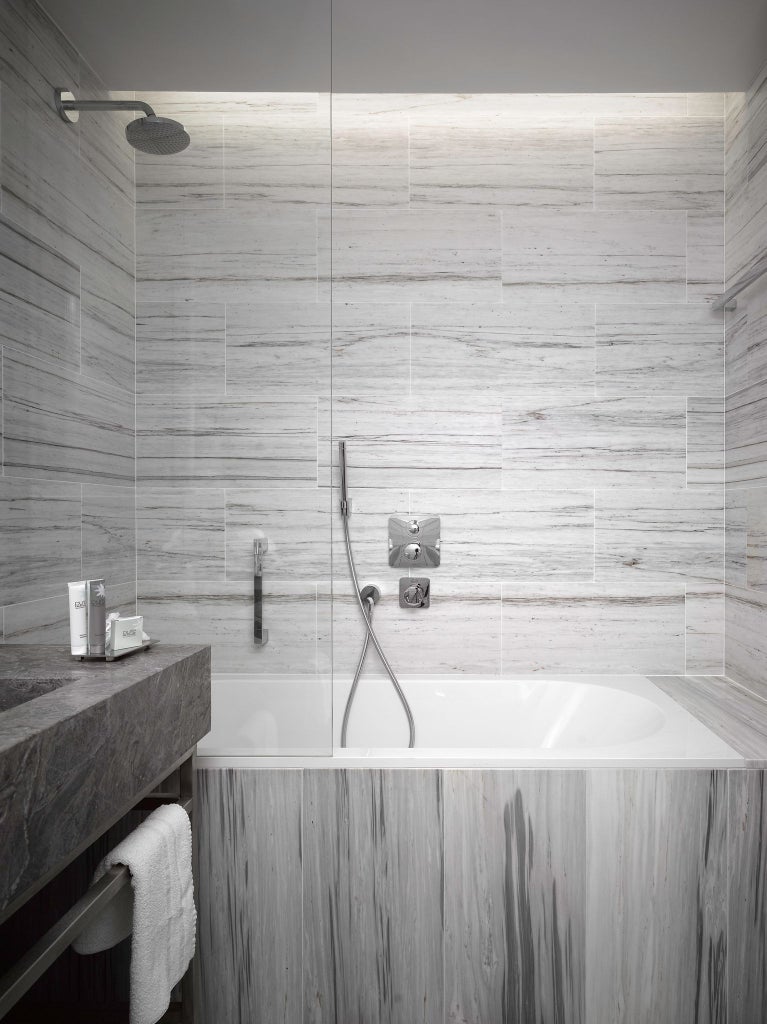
68;581;88;656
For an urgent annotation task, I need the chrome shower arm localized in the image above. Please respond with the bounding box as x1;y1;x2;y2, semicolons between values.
55;89;156;122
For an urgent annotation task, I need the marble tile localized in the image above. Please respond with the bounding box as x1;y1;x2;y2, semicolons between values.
594;116;724;210
329;487;410;581
331;302;410;397
727;769;767;1022
136;96;224;209
595;303;723;396
3;581;136;645
502;395;687;489
444;771;587;1024
725;272;767;398
136;208;318;303
687;210;725;303
197;769;302;1024
225;301;330;396
80;253;135;394
410;116;593;209
225;488;331;581
410;301;595;396
136;488;225;580
585;771;727;1024
82;484;137;585
725;583;767;698
686;583;725;674
223;101;330;210
409;488;595;581
0;214;80;371
332;579;503;686
136;394;317;487
3;352;134;485
726;378;767;486
328;209;502;302
322;395;503;488
331;98;409;209
0;478;81;605
303;769;443;1024
502;209;686;302
137;580;324;674
687;93;726;116
136;302;226;395
0;0;79;121
725;488;748;587
688;398;725;487
77;62;135;203
361;94;688;121
594;488;724;584
501;583;685;673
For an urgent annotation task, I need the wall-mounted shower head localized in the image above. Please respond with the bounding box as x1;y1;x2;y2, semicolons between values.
54;88;190;155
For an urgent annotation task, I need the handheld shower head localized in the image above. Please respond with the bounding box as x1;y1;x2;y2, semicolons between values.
338;441;350;517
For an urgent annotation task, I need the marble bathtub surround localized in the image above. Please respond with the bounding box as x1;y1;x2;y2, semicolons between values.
0;0;138;640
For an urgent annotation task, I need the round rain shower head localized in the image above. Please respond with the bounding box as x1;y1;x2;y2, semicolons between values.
125;115;190;155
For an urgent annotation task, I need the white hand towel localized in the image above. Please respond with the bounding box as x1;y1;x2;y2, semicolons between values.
73;804;196;1024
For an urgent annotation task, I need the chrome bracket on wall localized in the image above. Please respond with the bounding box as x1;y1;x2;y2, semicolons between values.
254;538;269;646
389;517;441;568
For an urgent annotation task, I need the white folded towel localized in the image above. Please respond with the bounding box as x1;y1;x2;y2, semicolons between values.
73;804;196;1024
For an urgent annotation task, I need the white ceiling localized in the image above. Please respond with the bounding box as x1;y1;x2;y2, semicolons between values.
42;0;767;93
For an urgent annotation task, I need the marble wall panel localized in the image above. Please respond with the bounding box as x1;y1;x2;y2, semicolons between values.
136;488;226;580
136;302;226;395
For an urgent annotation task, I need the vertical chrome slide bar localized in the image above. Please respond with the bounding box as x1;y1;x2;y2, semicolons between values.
254;538;269;646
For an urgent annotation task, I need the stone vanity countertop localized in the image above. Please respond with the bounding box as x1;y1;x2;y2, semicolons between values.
652;674;767;767
0;644;211;922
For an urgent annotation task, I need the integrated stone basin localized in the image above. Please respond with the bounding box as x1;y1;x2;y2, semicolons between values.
0;644;211;923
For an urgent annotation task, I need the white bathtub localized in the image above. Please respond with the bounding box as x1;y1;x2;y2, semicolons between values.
196;673;743;767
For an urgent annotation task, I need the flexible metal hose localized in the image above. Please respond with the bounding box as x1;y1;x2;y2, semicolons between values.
341;513;416;748
340;594;373;747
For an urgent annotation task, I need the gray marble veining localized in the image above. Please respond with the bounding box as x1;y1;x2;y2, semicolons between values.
136;302;226;395
136;488;226;580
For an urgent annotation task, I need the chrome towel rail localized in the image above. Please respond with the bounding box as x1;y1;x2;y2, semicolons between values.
254;537;269;646
712;253;767;311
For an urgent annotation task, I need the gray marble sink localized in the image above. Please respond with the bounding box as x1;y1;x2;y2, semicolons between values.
0;644;210;923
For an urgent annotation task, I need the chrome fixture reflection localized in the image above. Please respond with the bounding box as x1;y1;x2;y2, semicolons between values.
338;441;415;748
54;88;191;154
253;538;269;647
400;577;430;609
389;516;441;568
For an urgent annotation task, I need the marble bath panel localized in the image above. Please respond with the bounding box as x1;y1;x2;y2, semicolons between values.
688;398;725;487
331;302;410;397
443;771;588;1024
727;770;767;1022
0;213;80;371
3;581;137;645
331;579;503;683
685;584;725;675
0;478;81;606
322;395;503;489
82;484;137;586
725;583;767;698
136;302;226;395
410;301;595;396
3;351;134;485
501;209;686;302
594;488;724;584
136;208;318;303
136;394;318;488
408;488;595;581
409;116;594;209
686;211;725;303
138;580;327;675
136;488;226;580
725;273;767;398
79;252;135;394
197;769;302;1024
223;102;330;211
327;209;503;303
594;115;724;210
595;303;723;396
501;582;685;674
585;771;727;1024
303;769;444;1024
725;378;767;486
502;395;687;489
225;301;330;396
331;99;410;209
225;487;332;581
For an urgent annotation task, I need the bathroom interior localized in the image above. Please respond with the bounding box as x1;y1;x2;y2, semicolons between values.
0;0;767;1019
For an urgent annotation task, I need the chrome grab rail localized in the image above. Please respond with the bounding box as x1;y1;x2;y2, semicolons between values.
254;538;269;647
712;252;767;311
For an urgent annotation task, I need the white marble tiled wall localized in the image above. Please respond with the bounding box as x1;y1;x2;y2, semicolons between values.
0;0;137;643
134;89;727;688
725;64;767;697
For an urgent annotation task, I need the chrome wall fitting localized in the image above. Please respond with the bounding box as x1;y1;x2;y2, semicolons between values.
254;538;269;646
399;577;430;608
389;517;440;568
